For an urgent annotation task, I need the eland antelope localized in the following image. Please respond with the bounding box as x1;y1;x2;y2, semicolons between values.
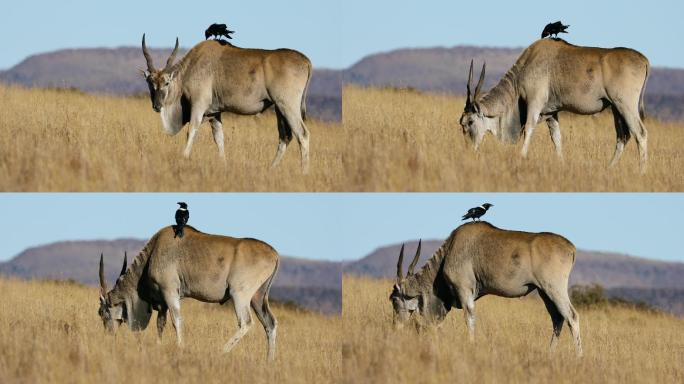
459;39;649;173
98;226;280;360
390;222;582;355
141;34;312;172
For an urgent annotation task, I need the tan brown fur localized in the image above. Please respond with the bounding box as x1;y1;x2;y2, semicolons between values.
98;226;280;359
142;36;312;172
391;221;582;354
460;39;649;172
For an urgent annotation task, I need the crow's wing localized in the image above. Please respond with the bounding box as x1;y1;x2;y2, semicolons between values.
175;210;188;225
216;24;228;34
462;207;478;220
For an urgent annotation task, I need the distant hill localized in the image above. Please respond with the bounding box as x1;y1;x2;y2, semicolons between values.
0;238;341;314
344;45;684;122
0;46;341;122
344;237;684;315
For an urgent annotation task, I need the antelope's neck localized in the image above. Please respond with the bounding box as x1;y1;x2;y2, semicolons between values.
159;77;185;136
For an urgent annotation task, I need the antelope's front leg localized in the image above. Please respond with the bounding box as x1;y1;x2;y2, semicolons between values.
521;102;543;158
162;291;183;346
156;306;168;341
458;291;476;342
183;108;206;159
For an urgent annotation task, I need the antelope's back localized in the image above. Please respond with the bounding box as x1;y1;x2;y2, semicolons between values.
149;227;278;274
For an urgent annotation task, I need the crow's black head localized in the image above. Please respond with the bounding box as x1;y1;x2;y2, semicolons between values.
177;202;188;209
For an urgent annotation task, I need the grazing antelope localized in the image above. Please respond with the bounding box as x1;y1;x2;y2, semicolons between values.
141;34;312;172
97;226;280;360
390;222;582;355
459;39;649;172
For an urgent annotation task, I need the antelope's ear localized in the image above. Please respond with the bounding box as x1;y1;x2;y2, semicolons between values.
139;69;150;78
99;295;106;305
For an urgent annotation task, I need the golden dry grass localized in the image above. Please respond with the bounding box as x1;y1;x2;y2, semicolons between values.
343;276;684;384
3;84;684;191
0;278;340;383
343;86;684;191
0;85;345;191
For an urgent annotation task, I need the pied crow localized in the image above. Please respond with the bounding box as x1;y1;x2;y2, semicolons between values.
541;21;569;39
174;202;189;238
205;23;235;40
462;203;493;222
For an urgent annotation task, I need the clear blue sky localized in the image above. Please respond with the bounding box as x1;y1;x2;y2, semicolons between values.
2;1;682;70
341;0;683;69
1;193;683;263
0;0;342;70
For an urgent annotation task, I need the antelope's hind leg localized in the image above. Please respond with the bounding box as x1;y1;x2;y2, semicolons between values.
209;114;226;161
609;106;631;168
251;291;278;360
278;103;310;173
223;294;253;354
546;113;563;160
611;98;648;173
539;290;564;351
539;286;582;356
270;107;293;169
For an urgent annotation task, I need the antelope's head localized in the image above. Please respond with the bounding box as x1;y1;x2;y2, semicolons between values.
141;34;179;112
97;253;127;333
459;60;489;150
389;241;423;328
390;240;449;330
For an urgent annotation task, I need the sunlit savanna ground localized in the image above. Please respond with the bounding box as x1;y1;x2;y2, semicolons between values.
342;86;684;191
0;278;340;383
0;85;343;191
342;276;684;384
2;84;683;191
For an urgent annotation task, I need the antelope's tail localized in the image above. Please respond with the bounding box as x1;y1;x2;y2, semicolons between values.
301;61;312;122
639;60;650;121
262;256;280;307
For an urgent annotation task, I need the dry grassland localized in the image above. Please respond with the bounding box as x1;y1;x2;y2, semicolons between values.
2;84;683;191
342;276;684;384
343;86;684;191
0;85;344;191
0;278;341;384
